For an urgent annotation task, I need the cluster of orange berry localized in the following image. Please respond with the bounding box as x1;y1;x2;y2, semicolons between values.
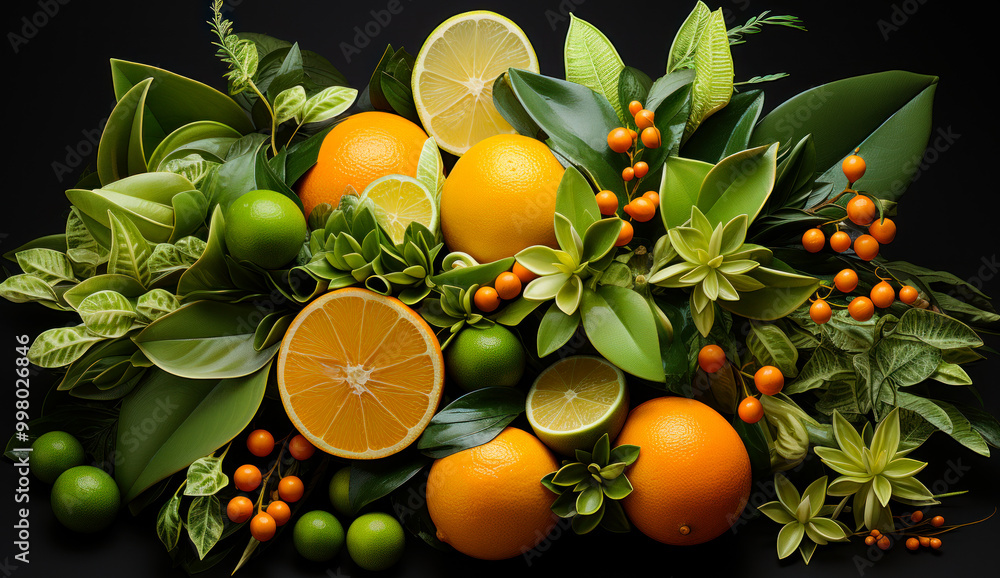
226;429;316;542
809;267;920;324
865;510;946;551
473;262;537;313
697;345;784;424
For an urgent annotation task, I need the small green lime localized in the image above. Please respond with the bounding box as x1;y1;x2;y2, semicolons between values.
50;465;120;533
31;431;86;484
293;510;345;562
346;512;405;571
444;324;525;391
224;189;307;269
329;466;352;517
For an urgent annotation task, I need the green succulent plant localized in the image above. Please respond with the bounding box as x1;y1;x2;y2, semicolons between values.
371;221;442;304
814;409;937;532
757;474;850;564
540;434;639;534
418;284;496;348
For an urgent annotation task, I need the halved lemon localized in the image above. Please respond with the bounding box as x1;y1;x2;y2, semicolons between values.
526;356;629;456
277;288;445;459
412;11;539;156
360;174;438;245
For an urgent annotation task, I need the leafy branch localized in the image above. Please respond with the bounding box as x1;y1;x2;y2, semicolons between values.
728;11;806;46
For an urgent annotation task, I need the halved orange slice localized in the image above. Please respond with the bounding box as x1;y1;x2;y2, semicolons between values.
277;288;445;459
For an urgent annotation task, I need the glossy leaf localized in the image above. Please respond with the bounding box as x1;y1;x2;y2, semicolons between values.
564;14;626;122
555;167;601;235
697;143;778;227
97;78;152;185
687;9;733;136
348;453;430;516
429;258;514;291
77;290;137;338
666;1;711;73
682;89;763;163
16;248;75;284
718;266;819;321
28;326;104;368
107;211;152;286
156;493;183;552
300;85;358;125
187;495;224;560
148;121;242;172
660;156;713;229
580;285;664;381
64;274;147;310
0;274;59;305
747;321;799;377
537;303;581;357
184;455;230;496
417;388;526;458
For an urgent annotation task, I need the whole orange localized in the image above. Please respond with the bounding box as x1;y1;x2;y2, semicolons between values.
295;111;430;216
615;397;751;546
426;427;558;560
440;134;564;263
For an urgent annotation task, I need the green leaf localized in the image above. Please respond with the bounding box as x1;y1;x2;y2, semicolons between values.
580;285;664;382
555;167;600;236
430;258;515;291
758;501;794;524
682;89;763;163
617;66;652;122
666;1;711;73
134;301;279;379
660;156;714;229
777;522;804;559
870;409;901;462
186;495;224;560
97;78;153;185
697;143;778;227
178;207;238;299
537;303;581;357
415;137;445;199
63;274;147;310
718;266;819;321
750;71;938;202
787;345;855;394
492;71;543;139
417;387;526;458
77;290;137;338
552;463;590;486
748;321;798;377
348;453;429;516
893;308;983;349
273;85;307;124
107;211;152;286
16;248;75;284
929;362;973;386
564;14;626;123
929;400;990;456
576;484;604;516
687;9;733;136
147;121;241;173
136;289;181;322
184;455;230;496
300;85;358;125
115;364;270;502
156;493;183;551
28;326;104;368
0;274;59;305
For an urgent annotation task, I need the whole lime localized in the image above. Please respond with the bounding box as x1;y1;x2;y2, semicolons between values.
293;510;345;562
50;465;120;533
31;431;86;484
444;324;525;391
328;466;352;517
346;512;405;571
224;189;307;269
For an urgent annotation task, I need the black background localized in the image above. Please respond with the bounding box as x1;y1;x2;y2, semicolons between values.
2;0;999;576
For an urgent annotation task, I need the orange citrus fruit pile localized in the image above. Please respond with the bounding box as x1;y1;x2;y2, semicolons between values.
615;397;751;545
276;288;444;459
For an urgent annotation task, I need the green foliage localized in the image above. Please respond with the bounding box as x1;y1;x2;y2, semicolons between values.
758;474;849;564
416;388;526;458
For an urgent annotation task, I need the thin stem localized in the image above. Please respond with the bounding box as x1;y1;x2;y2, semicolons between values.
809;187;854;213
250;81;278;156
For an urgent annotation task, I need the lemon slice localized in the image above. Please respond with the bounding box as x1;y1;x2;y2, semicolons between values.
360;174;438;245
526;356;629;456
412;11;539;156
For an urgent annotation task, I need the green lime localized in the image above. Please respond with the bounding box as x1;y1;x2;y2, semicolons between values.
293;510;345;562
346;512;405;571
444;324;525;391
328;466;352;517
526;356;629;456
224;189;307;269
50;465;120;533
31;431;86;484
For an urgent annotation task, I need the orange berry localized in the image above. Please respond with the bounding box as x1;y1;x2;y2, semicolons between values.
278;476;305;503
494;272;522;300
842;154;866;184
801;228;825;253
634;109;655;131
640;126;661;148
854;234;880;261
628;197;656;222
698;345;726;373
628;100;643;116
227;496;254;524
234;465;262;492
250;512;277;542
615;221;633;247
288;434;316;460
754;366;784;396
847;194;878;226
738;397;764;424
512;262;538;284
642;191;659;205
622;166;635;182
607;128;633;153
877;535;891;550
830;231;852;253
810;299;833;324
870;281;895;308
849;296;875;321
906;537;920;551
870;529;882;538
919;536;931;547
930;515;944;527
474;286;500;313
868;217;896;244
633;161;649;179
628;128;638;142
929;537;942;549
910;510;924;523
596;190;619;216
247;429;275;457
865;535;877;546
266;500;291;526
835;269;859;293
899;285;919;305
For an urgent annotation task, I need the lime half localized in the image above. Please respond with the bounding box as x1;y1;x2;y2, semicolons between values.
526;356;629;456
360;174;438;245
412;10;539;156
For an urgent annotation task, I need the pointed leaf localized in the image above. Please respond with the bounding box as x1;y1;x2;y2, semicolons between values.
564;14;626;123
580;286;664;381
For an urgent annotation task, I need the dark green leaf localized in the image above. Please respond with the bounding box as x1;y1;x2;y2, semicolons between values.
682;89;763;163
349;452;429;515
156;492;183;551
492;71;543;139
417;387;526;458
429;258;514;291
186;495;224;560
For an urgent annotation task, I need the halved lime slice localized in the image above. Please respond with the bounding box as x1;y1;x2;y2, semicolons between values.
411;10;539;156
526;356;629;456
359;174;438;245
